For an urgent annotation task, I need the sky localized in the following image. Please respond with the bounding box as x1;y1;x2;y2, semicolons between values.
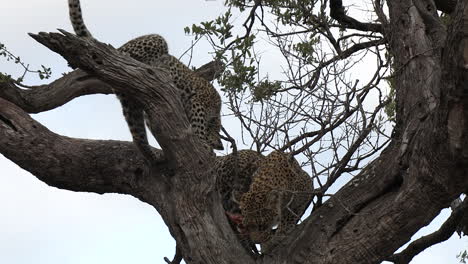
0;1;467;264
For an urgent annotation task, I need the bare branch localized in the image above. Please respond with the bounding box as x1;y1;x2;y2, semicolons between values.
0;70;112;113
0;59;223;114
164;246;183;264
387;198;468;264
0;97;165;201
329;0;384;33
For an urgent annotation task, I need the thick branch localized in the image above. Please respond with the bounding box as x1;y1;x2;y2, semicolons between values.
0;97;164;203
0;70;112;113
23;30;255;264
329;0;384;33
164;246;183;264
0;90;252;264
0;60;223;114
329;0;455;34
388;198;468;264
267;1;468;263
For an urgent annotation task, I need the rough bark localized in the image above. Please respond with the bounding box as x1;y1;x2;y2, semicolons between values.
388;198;468;263
2;30;254;264
1;0;468;263
0;61;222;114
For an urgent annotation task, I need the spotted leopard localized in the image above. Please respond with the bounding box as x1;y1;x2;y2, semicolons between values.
68;0;223;161
157;54;223;150
215;149;264;255
216;150;264;214
237;151;313;253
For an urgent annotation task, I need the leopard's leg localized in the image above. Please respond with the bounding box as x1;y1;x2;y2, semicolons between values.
260;204;299;254
117;92;161;164
207;114;224;150
205;87;223;150
186;96;216;154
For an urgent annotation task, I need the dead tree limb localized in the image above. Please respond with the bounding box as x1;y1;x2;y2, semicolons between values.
329;0;384;33
0;60;222;114
387;198;468;264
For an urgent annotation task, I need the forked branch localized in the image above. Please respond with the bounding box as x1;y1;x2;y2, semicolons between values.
0;97;165;202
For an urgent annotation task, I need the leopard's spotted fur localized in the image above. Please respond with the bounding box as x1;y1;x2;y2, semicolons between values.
216;150;312;254
239;151;312;252
215;150;264;256
68;0;223;162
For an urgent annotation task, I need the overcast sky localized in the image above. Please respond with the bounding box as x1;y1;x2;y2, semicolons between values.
1;1;467;263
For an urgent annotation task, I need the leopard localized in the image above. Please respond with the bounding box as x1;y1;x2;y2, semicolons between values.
215;149;265;256
216;149;264;214
68;0;223;162
215;150;312;254
236;150;313;253
156;54;223;151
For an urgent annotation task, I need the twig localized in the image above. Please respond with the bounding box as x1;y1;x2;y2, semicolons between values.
164;246;183;264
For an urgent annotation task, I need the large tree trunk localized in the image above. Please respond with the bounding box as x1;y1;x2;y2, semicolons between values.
1;0;468;263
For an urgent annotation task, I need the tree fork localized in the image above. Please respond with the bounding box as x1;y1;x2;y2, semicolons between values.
26;30;254;264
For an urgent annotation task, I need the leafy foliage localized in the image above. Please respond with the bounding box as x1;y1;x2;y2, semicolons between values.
218;54;256;94
251;79;282;102
0;42;52;83
459;250;468;263
0;72;14;83
293;37;320;64
185;9;234;45
185;8;261;98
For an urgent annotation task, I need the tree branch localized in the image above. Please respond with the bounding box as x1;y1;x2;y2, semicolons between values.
0;70;113;113
387;198;468;264
0;61;223;114
22;29;255;264
329;0;456;34
164;246;183;264
266;1;468;262
329;0;384;33
0;97;165;203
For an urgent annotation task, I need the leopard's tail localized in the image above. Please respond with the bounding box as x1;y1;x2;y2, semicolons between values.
68;0;93;38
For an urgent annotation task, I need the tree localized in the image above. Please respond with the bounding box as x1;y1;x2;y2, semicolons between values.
1;0;468;263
